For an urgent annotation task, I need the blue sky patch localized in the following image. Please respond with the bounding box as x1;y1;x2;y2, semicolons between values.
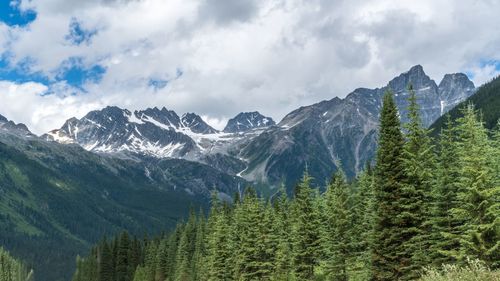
0;1;36;27
65;18;98;46
478;59;500;70
148;78;169;90
0;55;50;84
56;57;106;90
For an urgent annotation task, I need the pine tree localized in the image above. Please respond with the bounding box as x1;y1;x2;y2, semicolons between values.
430;115;462;266
453;104;499;268
191;210;207;281
323;169;350;281
272;185;293;281
116;232;131;281
0;247;33;281
351;165;375;279
98;239;114;281
291;171;321;281
206;195;233;281
154;236;169;281
175;210;197;281
232;188;273;280
372;91;407;280
399;85;436;278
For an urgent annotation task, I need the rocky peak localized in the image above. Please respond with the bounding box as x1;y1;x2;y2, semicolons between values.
224;111;275;133
387;64;437;93
181;113;218;134
136;107;181;128
0;113;34;137
438;73;475;105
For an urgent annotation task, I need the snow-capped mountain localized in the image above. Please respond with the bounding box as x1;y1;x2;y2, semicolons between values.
223;112;276;133
43;106;276;161
43;65;475;186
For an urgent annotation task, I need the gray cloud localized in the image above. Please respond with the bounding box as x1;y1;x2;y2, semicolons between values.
198;0;259;24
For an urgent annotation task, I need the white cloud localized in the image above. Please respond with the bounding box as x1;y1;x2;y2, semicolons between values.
1;0;500;134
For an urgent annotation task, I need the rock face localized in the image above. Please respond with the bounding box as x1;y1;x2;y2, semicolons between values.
43;106;210;158
0;114;34;137
42;65;475;187
223;112;276;133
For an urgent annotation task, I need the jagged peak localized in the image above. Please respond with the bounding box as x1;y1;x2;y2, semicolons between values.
439;72;475;89
223;111;275;133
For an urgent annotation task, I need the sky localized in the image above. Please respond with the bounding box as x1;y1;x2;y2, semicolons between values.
0;0;500;134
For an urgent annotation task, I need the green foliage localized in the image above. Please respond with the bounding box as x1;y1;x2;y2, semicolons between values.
291;171;321;281
419;259;500;281
0;247;33;281
372;91;407;280
399;86;436;278
451;105;499;267
322;169;351;281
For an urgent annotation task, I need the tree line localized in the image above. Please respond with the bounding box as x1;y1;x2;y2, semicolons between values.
71;88;499;281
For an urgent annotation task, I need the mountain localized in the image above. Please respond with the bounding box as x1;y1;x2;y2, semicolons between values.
0;114;34;137
223;112;275;133
44;106;210;158
431;74;500;133
235;65;476;184
0;129;246;281
45;65;475;188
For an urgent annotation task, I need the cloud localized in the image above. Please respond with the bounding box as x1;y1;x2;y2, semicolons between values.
0;0;500;134
198;0;259;24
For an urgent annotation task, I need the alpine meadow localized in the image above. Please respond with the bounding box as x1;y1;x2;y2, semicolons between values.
1;1;500;281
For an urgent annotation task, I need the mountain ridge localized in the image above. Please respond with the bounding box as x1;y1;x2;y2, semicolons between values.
5;65;477;187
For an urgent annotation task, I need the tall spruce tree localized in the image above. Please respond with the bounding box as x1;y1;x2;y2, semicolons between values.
272;185;293;281
206;196;233;281
291;170;321;281
351;165;375;279
175;210;197;281
116;232;131;281
99;239;114;281
323;169;350;281
372;91;407;280
430;115;462;266
399;85;436;278
453;104;499;268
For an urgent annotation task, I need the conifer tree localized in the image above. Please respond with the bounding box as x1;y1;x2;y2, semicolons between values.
453;104;499;268
291;171;321;280
99;239;114;281
175;210;197;281
372;91;407;280
323;169;350;281
191;210;207;281
232;188;273;280
430;115;462;265
153;236;168;281
116;232;131;281
272;185;293;281
351;165;375;279
0;247;34;281
399;85;436;278
206;195;233;281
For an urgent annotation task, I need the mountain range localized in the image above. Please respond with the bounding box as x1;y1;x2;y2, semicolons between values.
44;65;475;184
